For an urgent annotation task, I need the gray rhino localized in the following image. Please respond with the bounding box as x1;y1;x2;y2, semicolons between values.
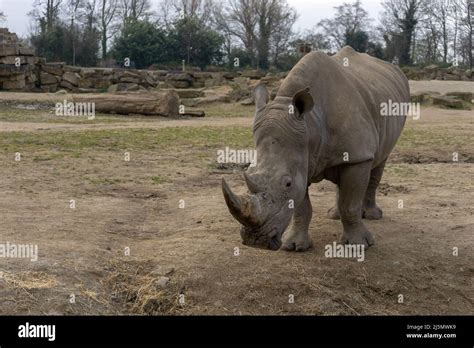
222;46;409;251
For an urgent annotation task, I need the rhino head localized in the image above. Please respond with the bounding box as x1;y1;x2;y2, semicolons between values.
222;84;314;250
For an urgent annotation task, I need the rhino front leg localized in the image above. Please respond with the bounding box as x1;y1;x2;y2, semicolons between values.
338;161;375;248
281;190;313;252
362;159;386;220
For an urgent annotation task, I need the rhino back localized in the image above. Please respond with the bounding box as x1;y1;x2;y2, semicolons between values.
277;46;409;170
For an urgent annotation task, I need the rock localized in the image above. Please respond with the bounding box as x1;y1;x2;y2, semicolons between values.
241;69;265;79
240;97;254;105
59;80;75;90
222;71;239;79
151;266;175;276
166;72;193;81
78;78;92;88
432;96;465;109
446;92;473;103
410;92;426;103
168;80;191;88
18;46;34;56
40;72;60;85
424;64;438;71
62;72;80;86
119;76;140;84
80;68;97;77
107;83;140;93
443;73;460;81
174;89;205;99
2;78;26;90
41;64;64;76
153;276;170;289
0;44;19;56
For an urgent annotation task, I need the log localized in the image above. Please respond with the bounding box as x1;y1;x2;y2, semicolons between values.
70;90;180;116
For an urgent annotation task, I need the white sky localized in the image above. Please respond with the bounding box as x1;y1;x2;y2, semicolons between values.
0;0;385;38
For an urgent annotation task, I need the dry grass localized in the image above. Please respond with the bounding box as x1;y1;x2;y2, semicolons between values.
103;258;182;315
0;270;58;290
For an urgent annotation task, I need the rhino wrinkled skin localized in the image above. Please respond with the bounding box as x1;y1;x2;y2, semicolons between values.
222;46;409;251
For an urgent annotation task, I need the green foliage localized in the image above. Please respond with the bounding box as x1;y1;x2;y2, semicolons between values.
167;18;224;69
112;19;170;69
30;23;100;67
345;30;369;53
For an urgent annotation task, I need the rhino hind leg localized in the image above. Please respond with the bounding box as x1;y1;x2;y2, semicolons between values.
362;159;387;220
327;189;340;220
338;161;375;248
281;190;313;252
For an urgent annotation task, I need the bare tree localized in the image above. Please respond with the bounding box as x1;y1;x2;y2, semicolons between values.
380;0;425;65
118;0;151;22
29;0;63;33
215;0;296;69
428;0;451;63
451;0;472;68
318;0;371;50
65;0;85;65
98;0;119;60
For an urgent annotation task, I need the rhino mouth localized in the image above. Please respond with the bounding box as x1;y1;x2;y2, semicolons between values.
241;225;283;250
222;177;293;250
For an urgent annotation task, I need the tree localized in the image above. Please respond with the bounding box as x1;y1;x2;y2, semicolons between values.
318;0;371;50
345;30;369;52
98;0;119;60
65;0;84;65
29;0;63;33
112;19;169;68
380;0;425;65
215;0;297;69
169;17;224;69
118;0;151;22
451;0;472;68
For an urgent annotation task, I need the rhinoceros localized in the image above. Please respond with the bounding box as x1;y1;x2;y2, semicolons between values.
222;46;409;251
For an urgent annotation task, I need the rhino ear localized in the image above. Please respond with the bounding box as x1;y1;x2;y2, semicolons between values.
293;87;314;117
253;83;269;111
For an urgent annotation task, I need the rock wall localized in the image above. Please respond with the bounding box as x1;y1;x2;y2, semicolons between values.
402;65;473;81
0;28;38;90
1;28;472;94
34;65;266;93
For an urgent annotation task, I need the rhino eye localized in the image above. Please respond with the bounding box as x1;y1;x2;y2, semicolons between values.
282;176;292;188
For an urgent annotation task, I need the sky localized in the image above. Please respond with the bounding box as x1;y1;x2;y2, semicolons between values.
0;0;385;38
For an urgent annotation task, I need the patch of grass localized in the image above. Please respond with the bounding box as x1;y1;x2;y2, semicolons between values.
397;126;472;149
151;175;171;184
0;126;254;156
202;103;254;118
86;177;124;185
0;105;160;124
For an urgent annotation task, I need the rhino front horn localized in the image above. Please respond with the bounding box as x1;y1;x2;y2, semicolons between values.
222;178;262;227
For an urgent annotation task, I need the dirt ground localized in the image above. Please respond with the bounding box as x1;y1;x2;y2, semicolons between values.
0;81;473;315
